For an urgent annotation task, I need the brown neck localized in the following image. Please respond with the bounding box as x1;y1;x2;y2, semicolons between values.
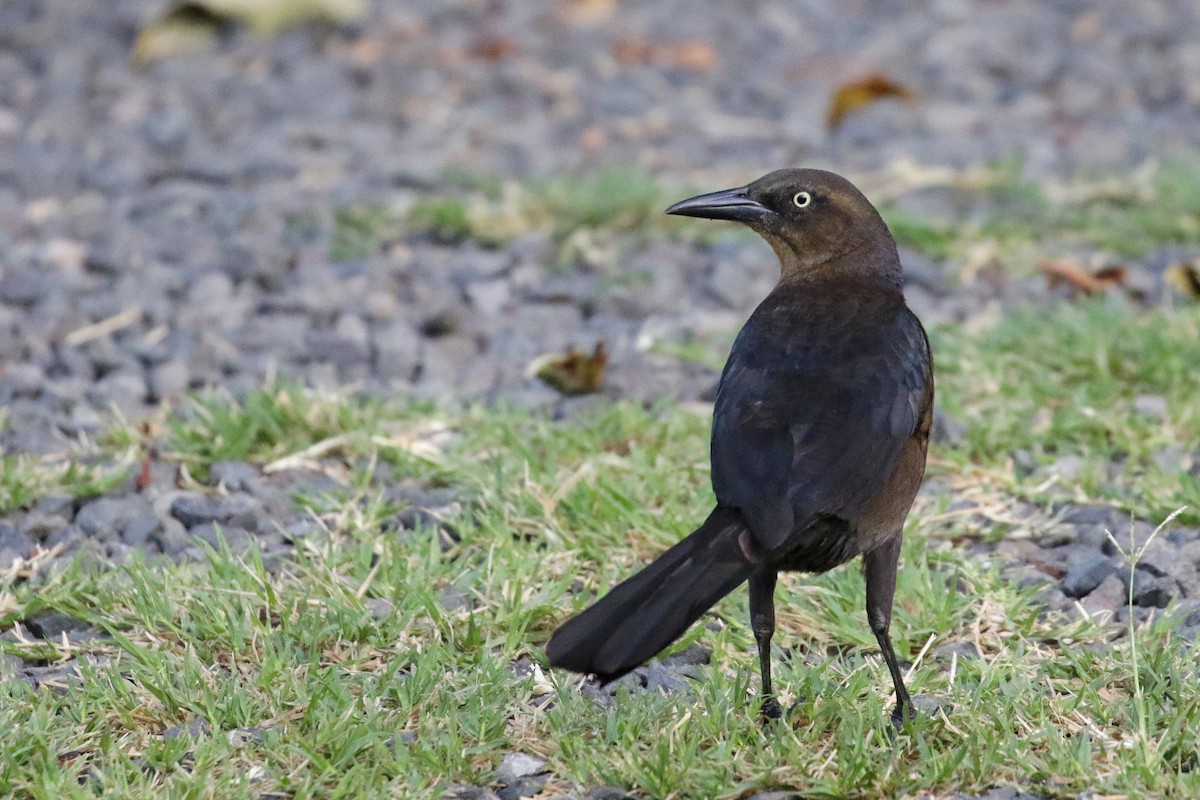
762;231;904;293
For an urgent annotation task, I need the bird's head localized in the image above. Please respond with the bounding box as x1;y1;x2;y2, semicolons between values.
665;168;900;287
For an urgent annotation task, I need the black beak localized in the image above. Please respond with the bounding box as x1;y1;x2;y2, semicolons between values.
664;186;770;223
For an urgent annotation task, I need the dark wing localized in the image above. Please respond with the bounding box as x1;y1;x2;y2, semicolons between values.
711;291;930;552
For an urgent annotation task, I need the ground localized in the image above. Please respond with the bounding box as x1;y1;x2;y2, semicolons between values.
2;1;1200;798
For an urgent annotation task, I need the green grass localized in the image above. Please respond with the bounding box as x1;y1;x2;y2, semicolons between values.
932;299;1200;524
3;295;1200;798
881;156;1200;265
377;158;1200;275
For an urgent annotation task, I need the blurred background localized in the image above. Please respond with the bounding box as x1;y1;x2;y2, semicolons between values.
3;0;1200;452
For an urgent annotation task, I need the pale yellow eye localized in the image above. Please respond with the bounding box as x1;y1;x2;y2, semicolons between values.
792;191;812;208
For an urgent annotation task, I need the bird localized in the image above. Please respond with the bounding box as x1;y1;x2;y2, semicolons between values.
545;168;933;725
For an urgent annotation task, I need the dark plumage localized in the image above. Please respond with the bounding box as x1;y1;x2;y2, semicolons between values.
546;168;933;724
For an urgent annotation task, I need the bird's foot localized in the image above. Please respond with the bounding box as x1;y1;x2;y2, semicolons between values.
889;700;917;730
759;696;783;721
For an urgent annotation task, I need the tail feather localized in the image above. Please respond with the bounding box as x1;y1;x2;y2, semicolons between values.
547;507;754;682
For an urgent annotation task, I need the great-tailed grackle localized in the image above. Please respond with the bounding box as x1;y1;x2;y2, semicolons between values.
546;169;933;725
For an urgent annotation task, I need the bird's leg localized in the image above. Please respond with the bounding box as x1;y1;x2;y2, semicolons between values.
864;534;914;728
748;569;781;720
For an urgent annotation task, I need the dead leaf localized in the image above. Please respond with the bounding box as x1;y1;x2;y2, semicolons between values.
612;37;718;72
554;0;616;27
826;73;915;130
1038;258;1127;298
529;342;609;395
132;3;228;64
1164;261;1200;300
469;35;517;61
134;0;365;63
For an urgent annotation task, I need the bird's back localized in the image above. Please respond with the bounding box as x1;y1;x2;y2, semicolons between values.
711;278;932;567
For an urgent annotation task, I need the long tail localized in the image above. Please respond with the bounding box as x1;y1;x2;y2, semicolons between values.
546;506;755;682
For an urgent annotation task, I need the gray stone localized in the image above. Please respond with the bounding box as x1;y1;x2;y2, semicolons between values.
45;525;84;551
0;522;28;551
1081;574;1126;619
465;279;511;316
933;641;980;661
163;717;211;741
1128;571;1175;609
439;586;471;612
169;492;263;530
1061;554;1117;599
226;727;267;747
22;610;93;639
366;598;395;621
585;789;636;800
189;524;252;549
932;408;966;446
1048;455;1085;481
76;496;157;541
495;753;547;785
1133;394;1168;420
643;660;692;694
148;361;190;401
373;321;421;381
496;779;546;800
209;461;260;492
441;785;500;800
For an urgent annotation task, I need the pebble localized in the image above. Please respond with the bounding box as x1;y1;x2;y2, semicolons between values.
495;753;547;785
169;492;263;530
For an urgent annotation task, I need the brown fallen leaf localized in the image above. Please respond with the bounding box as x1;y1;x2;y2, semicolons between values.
529;342;609;395
1164;261;1200;300
134;0;365;63
826;73;915;131
554;0;616;27
611;37;718;72
469;35;517;61
1038;258;1127;298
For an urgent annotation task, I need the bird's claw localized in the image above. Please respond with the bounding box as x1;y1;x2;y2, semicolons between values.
889;701;917;730
759;696;783;721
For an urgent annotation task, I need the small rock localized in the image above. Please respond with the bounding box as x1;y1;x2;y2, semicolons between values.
660;642;711;667
170;492;263;530
76;496;157;541
1127;570;1175;608
21;610;93;639
163;717;211;741
1133;394;1168;420
209;461;260;492
1080;574;1126;619
227;727;267;747
497;780;548;800
912;693;952;715
1048;454;1085;481
495;752;547;785
932;408;965;446
585;789;636;800
933;641;980;661
441;784;500;800
0;521;28;551
366;597;395;621
465;279;511;316
643;660;692;694
439;585;471;612
1061;554;1117;599
148;361;190;401
189;523;252;549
